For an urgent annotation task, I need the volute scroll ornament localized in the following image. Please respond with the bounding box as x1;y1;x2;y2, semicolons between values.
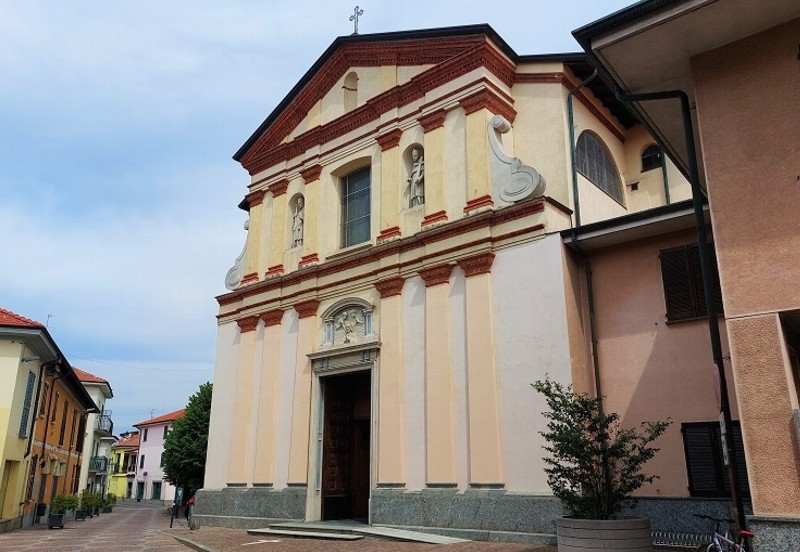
488;115;546;204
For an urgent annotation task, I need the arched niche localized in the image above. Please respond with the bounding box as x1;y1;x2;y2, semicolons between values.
343;72;358;112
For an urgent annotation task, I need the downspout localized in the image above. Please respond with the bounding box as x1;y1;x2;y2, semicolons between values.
614;87;747;535
660;147;671;205
568;69;598;228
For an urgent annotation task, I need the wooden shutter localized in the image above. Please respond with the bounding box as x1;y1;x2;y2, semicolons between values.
682;421;750;498
19;371;36;437
660;246;694;321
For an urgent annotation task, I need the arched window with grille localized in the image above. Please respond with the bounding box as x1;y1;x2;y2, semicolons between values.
576;131;624;204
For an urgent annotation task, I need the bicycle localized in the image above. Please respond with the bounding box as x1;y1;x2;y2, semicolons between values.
693;514;755;551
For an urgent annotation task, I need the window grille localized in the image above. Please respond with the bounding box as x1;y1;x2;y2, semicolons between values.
576;131;624;204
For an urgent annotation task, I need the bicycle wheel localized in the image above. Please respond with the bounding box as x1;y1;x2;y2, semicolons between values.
696;544;716;552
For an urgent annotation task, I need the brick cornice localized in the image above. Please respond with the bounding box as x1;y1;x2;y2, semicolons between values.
459;89;516;123
300;164;322;184
376;129;403;151
245;190;267;208
240;39;517;175
374;276;405;298
268;179;289;197
418;264;453;287
418;110;447;133
260;309;284;327
295;299;321;319
237;315;259;333
458;252;496;277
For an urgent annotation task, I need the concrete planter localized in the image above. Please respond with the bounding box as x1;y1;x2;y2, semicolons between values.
556;516;653;551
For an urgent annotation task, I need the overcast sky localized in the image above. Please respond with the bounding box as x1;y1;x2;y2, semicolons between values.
0;0;634;433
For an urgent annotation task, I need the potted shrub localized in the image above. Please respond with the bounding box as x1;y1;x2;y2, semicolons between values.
48;494;78;529
103;493;116;513
90;492;102;516
74;492;88;521
533;378;670;552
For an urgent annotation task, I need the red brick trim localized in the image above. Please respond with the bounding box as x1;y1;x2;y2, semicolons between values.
237;316;259;333
458;252;496;277
377;226;402;243
374;276;405;298
421;210;448;227
300;164;322;184
463;195;494;214
376;129;403;151
418;264;453;287
418;110;447;133
240;272;259;286
459;89;516;123
513;72;570;86
268;179;289;197
295;299;321;319
260;309;284;327
299;253;320;268
265;264;285;278
245;190;266;208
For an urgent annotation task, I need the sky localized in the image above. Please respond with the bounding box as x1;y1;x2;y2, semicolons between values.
0;0;635;434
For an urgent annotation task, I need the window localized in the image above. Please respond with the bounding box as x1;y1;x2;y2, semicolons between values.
19;371;36;437
160;452;165;467
143;428;148;442
39;383;49;416
163;425;169;440
59;400;69;445
660;243;723;322
51;391;59;423
682;421;750;498
641;144;663;172
26;455;37;499
576;131;624;204
341;167;371;248
139;454;145;469
75;416;86;453
69;409;77;447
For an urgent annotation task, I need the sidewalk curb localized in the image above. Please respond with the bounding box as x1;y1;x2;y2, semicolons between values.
165;531;219;552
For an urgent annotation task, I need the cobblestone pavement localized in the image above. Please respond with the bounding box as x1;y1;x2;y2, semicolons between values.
166;526;558;552
0;502;191;552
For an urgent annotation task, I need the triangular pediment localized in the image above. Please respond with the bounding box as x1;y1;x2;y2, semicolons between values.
235;25;517;176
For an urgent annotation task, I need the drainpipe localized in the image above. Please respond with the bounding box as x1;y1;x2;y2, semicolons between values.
614;87;746;535
568;69;598;228
660;147;671;205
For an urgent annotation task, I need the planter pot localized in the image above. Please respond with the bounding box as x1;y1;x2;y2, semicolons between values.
48;513;65;529
75;509;87;521
102;506;112;513
556;516;653;552
93;507;100;516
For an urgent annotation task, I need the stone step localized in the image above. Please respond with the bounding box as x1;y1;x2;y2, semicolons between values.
267;521;469;544
247;528;364;540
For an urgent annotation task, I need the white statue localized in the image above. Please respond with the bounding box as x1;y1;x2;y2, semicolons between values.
407;148;424;207
292;196;304;248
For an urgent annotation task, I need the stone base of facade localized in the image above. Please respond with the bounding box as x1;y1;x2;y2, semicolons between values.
193;486;750;545
0;516;22;534
747;515;800;552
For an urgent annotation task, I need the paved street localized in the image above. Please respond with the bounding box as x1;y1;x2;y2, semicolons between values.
0;502;191;552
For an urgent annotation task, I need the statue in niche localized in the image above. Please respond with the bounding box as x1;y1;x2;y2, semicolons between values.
407;147;425;207
224;218;249;291
334;308;365;345
291;196;304;248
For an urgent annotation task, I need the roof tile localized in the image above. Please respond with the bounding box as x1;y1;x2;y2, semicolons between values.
134;408;185;428
0;307;44;328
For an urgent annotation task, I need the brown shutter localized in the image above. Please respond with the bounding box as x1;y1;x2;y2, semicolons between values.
660;246;694;321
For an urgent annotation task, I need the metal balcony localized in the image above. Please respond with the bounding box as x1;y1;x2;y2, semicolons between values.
95;412;113;435
88;456;108;473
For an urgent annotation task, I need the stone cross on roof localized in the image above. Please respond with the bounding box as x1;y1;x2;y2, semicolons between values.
350;5;363;35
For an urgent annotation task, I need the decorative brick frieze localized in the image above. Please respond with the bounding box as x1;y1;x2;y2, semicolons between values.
265;264;285;278
237;316;259;333
421;210;449;227
298;253;320;268
300;164;322;184
294;299;321;319
245;190;266;208
376;129;403;151
463;195;494;214
418;110;447;133
260;309;284;327
419;264;453;287
458;252;496;277
377;226;402;243
374;276;405;298
240;272;259;286
268;179;289;197
459;89;516;123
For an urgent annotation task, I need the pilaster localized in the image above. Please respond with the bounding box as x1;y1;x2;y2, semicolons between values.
227;315;259;485
418;110;448;228
267;179;289;277
244;190;266;279
300;165;321;264
252;309;284;486
377;129;403;242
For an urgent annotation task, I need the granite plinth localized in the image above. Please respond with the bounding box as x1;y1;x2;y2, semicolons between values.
747;515;800;552
192;487;306;529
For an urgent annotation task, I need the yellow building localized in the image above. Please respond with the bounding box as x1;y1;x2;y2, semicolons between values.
108;432;139;500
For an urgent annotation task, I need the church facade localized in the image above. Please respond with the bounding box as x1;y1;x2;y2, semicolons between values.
196;24;738;541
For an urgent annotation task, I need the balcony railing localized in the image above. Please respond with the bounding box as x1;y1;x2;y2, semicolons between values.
95;412;113;435
88;456;108;472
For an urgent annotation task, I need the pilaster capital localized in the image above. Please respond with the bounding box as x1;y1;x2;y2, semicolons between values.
418;110;447;133
300;164;322;184
374;276;405;298
260;309;284;327
268;179;289;197
376;128;403;151
418;264;453;287
458;252;496;277
294;299;321;319
245;189;266;208
237;316;259;333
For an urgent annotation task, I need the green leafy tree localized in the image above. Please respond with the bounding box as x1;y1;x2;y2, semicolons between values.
163;382;212;500
532;378;670;519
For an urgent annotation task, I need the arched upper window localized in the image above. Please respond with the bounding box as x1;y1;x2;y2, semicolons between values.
340;166;370;248
641;144;663;172
343;72;358;112
576;131;624;204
